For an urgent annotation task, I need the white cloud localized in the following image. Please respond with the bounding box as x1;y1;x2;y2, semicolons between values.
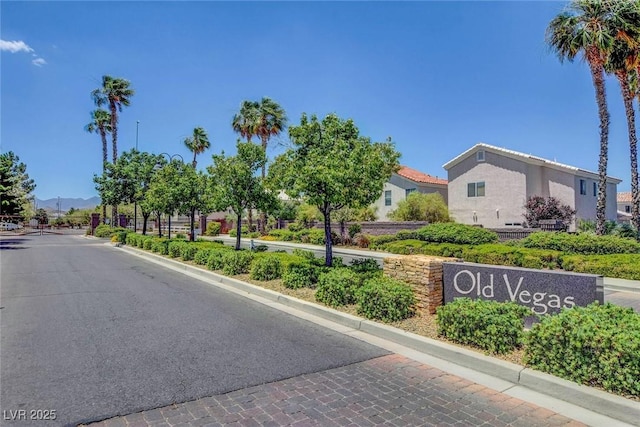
0;39;34;53
32;57;47;67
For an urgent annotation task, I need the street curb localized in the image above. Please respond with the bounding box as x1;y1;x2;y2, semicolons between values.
116;244;640;426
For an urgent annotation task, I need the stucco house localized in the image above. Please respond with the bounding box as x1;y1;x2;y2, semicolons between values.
442;143;621;231
617;192;633;224
373;166;448;220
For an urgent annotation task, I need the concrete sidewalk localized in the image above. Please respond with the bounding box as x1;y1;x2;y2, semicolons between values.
112;242;640;426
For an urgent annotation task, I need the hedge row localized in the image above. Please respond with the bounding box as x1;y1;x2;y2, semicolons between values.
520;232;640;255
380;240;640;279
438;299;640;397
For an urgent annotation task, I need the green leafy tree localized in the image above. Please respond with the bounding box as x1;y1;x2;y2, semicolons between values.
388;192;451;222
91;75;135;223
232;98;287;232
144;159;185;238
270;113;400;266
184;126;211;167
85;109;112;223
0;151;36;221
102;149;166;235
176;165;210;241
207;142;277;250
546;0;628;235
34;208;48;225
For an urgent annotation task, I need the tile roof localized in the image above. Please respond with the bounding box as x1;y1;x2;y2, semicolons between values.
442;143;622;184
617;192;632;203
396;166;448;185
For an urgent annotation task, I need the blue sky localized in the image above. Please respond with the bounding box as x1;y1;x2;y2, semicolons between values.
1;1;636;200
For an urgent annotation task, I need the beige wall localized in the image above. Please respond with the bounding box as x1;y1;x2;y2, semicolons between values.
447;149;619;230
447;151;527;228
373;174;448;221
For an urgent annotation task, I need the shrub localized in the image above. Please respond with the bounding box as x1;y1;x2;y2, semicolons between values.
125;233;138;246
282;261;318;289
315;268;362;307
168;241;188;258
416;223;498;245
524;303;640;397
522;232;640;255
222;251;254;275
194;249;212;265
354;233;370;248
250;255;282;281
143;238;154;250
369;234;398;249
151;239;169;255
387;192;451;222
436;298;531;354
395;230;419;240
356;277;416;322
561;254;640;280
94;225;129;238
113;230;129;244
205;221;221;236
348;223;362;238
175;233;186;239
254;244;269;252
206;249;228;270
350;258;380;274
180;244;199;261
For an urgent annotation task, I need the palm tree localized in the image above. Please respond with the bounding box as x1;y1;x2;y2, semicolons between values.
91;75;134;224
232;98;287;231
605;4;640;230
232;101;259;142
184;127;211;167
85;109;112;223
546;0;621;235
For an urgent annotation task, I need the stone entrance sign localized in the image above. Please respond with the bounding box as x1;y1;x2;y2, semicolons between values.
443;262;603;315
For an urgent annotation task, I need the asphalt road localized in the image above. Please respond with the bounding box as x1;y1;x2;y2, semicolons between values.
0;234;387;427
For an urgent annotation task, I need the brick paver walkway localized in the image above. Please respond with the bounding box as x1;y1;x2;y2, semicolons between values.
85;355;585;427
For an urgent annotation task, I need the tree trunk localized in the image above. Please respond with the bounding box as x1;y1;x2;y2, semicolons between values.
617;71;640;230
259;135;267;233
99;128;108;224
235;214;242;250
587;55;609;235
190;207;196;242
322;204;333;267
142;212;150;235
157;213;162;237
247;207;253;232
110;101;119;222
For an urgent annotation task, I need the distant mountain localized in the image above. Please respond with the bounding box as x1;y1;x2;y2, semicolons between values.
36;197;101;212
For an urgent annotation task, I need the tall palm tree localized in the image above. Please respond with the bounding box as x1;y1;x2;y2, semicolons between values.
85;109;112;223
91;75;134;224
254;98;287;232
184;127;211;167
546;0;620;235
606;4;640;230
232;101;259;142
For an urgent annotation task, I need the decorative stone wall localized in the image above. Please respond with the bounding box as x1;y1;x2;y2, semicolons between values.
383;255;459;314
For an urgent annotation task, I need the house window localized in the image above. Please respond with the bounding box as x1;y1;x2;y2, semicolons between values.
467;181;485;197
593;182;597;196
384;190;392;206
626;205;631;213
579;179;587;195
476;150;485;162
405;188;416;197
